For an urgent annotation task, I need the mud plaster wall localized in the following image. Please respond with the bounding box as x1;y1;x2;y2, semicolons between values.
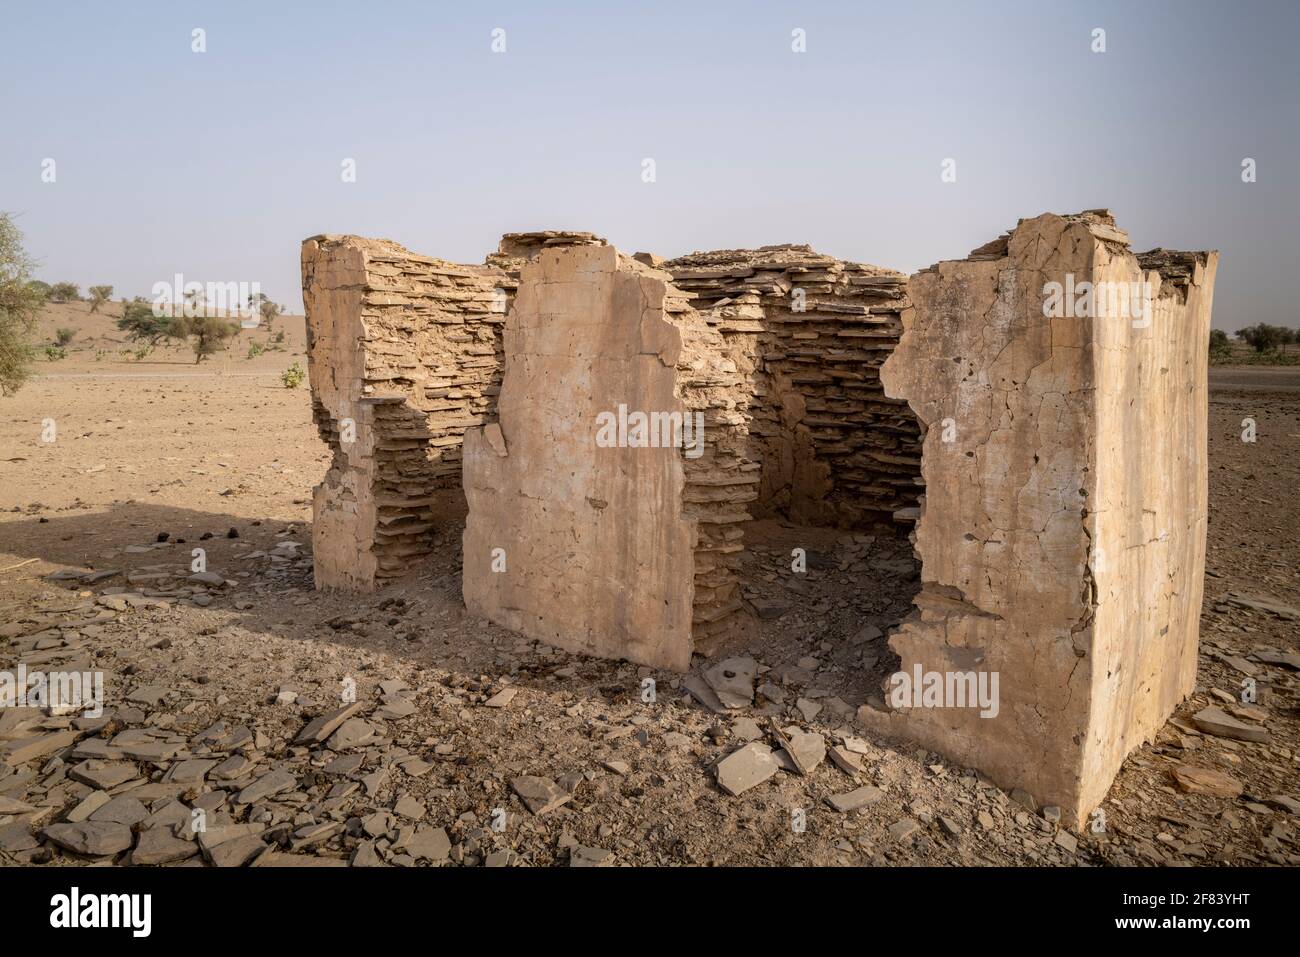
462;243;745;671
868;212;1216;828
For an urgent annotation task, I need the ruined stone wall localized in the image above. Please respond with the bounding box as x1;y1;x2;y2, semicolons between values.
306;216;1217;823
461;243;754;670
666;247;921;533
865;211;1216;827
302;235;512;589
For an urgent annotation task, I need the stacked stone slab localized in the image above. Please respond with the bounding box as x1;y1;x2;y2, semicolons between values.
665;246;922;533
863;211;1217;828
303;232;603;589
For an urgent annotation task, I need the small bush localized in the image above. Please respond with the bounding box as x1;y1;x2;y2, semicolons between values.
87;285;113;313
0;214;44;395
247;340;265;359
55;327;75;346
281;361;306;389
44;344;66;361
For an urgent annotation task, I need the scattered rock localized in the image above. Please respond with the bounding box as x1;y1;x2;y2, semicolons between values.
1191;706;1269;743
715;742;779;797
825;786;884;812
1172;764;1245;798
43;821;133;857
510;776;572;815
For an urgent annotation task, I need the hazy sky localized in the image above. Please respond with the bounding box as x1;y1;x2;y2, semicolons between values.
5;0;1297;328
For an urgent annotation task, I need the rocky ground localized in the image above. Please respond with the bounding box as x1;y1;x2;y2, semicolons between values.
0;355;1296;868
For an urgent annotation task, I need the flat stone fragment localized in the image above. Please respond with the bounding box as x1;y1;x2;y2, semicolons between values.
236;768;298;805
43;821;133;857
1223;592;1300;621
407;826;451;862
484;688;517;708
126;685;169;706
1172;764;1244;798
207;833;269;867
510;776;572;815
164;758;217;784
778;727;826;775
327;718;379;751
89;795;149;827
350;841;385;867
825;786;884;812
132;827;199;865
253;852;348;867
1254;650;1300;670
65;789;111;823
888;818;919;841
2;730;79;766
393;795;425;819
69;759;138;790
828;746;865;775
1191;706;1269;743
795;698;822;722
703;657;757;709
0;823;39;853
570;844;615;867
1267;794;1300;814
682;675;729;715
715;742;779;797
293;701;365;746
197;823;265;853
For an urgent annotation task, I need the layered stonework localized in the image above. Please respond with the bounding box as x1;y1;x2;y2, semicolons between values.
304;213;1216;823
303;236;508;589
863;211;1217;827
665;247;921;533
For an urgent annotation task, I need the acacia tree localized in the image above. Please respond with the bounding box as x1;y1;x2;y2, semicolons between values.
49;282;79;302
1236;323;1288;354
248;292;281;334
87;284;113;313
181;315;239;363
0;214;44;396
117;299;180;353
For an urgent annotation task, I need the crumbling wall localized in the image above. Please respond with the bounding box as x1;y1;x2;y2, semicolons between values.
306;216;1217;824
865;211;1216;827
666;247;921;533
303;235;512;589
461;242;754;670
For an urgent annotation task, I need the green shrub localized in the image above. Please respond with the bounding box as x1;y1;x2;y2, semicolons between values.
0;214;43;395
281;361;306;388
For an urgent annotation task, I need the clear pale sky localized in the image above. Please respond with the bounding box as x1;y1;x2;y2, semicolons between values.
4;0;1297;328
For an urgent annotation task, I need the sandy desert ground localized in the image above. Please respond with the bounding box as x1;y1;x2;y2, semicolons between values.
0;302;1296;867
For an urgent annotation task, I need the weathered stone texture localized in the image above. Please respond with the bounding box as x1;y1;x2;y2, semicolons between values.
461;243;753;670
303;235;512;589
305;213;1217;824
666;246;922;533
866;211;1217;827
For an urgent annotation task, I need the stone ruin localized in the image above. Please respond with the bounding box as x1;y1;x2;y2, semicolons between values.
301;211;1218;827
